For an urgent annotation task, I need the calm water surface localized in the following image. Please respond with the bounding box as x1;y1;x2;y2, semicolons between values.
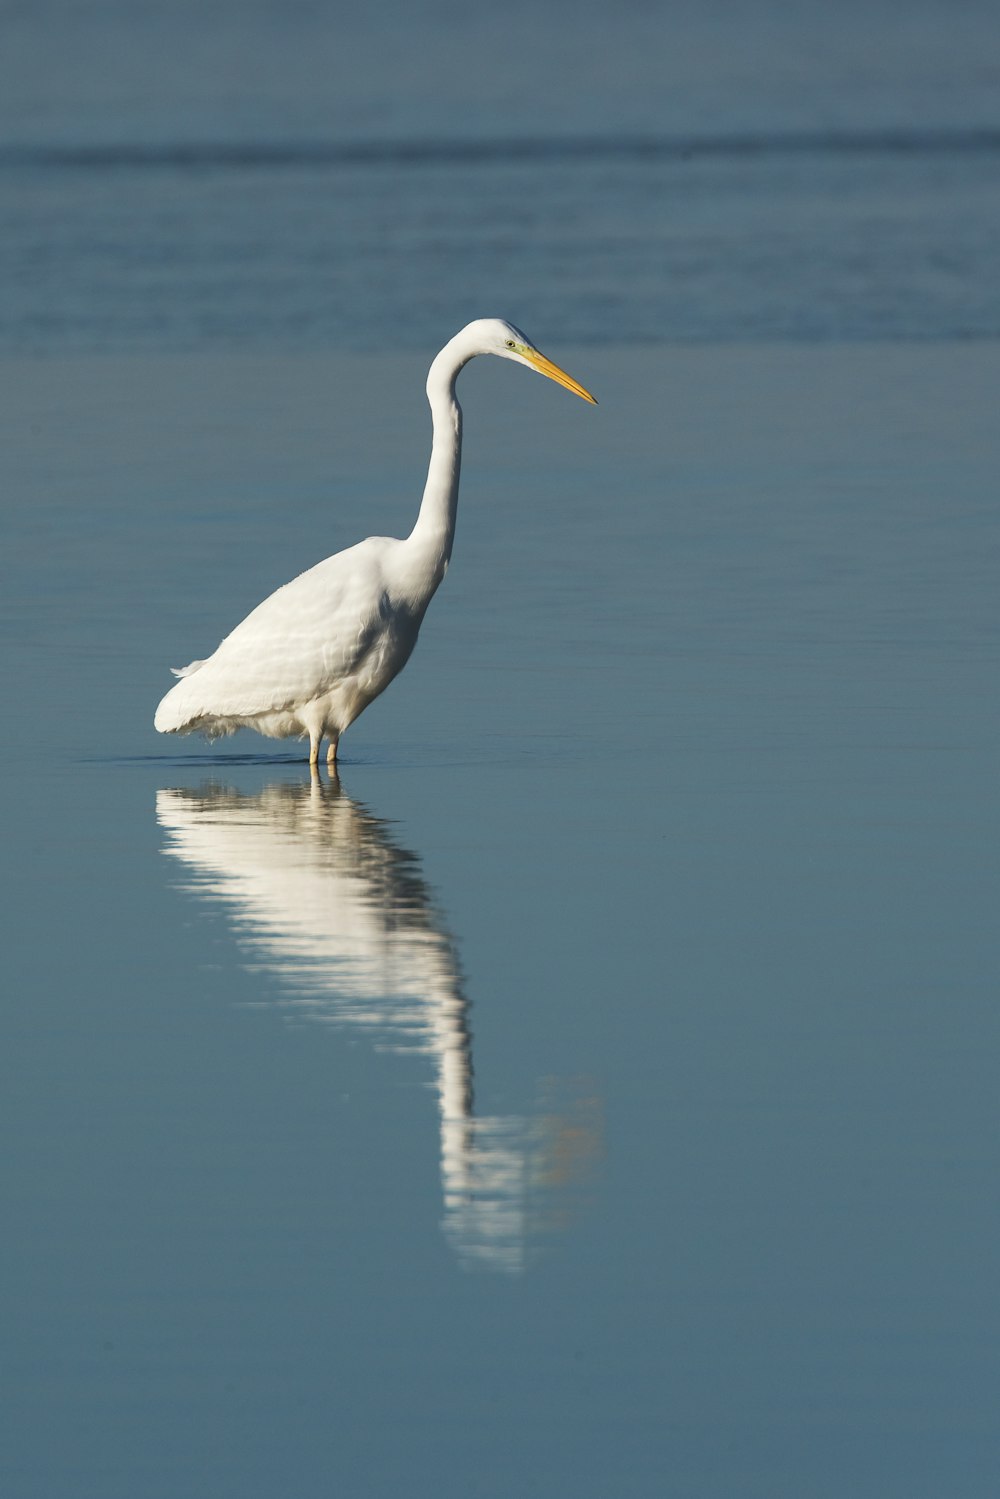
3;344;998;1496
3;1;1000;352
2;1;1000;1494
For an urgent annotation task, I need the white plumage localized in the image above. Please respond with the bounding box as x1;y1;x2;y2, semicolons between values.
154;318;596;765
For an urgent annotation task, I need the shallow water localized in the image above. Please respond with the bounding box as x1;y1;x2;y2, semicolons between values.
3;0;1000;1490
4;1;1000;354
6;134;999;353
2;343;998;1496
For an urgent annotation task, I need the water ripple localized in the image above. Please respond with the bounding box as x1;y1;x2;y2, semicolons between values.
4;127;1000;174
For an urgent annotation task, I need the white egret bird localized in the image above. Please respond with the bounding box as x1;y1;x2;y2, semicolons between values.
154;319;596;764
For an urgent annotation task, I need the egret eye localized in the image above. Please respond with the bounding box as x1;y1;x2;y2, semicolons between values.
505;339;516;349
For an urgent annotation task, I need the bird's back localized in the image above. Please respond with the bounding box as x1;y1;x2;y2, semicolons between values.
154;537;413;737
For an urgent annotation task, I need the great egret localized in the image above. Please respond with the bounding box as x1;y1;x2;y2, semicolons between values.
154;318;596;764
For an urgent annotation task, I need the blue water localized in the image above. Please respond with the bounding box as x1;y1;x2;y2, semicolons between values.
2;4;1000;1496
6;130;999;352
3;0;1000;352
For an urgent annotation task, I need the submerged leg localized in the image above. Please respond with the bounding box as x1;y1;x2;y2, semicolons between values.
326;736;339;766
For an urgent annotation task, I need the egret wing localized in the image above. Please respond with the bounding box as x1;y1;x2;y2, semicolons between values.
157;541;393;726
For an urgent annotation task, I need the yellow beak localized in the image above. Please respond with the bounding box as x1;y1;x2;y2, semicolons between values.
523;349;598;404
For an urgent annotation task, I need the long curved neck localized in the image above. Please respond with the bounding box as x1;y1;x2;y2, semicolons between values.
406;338;468;575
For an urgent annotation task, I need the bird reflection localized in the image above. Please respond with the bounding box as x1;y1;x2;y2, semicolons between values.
156;774;600;1273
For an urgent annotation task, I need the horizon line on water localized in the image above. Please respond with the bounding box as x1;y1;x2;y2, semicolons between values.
2;125;1000;173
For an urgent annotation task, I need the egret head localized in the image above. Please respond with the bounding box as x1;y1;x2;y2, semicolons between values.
464;318;598;404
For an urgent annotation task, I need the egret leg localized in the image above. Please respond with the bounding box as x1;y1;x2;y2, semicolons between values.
326;736;339;766
309;734;320;766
